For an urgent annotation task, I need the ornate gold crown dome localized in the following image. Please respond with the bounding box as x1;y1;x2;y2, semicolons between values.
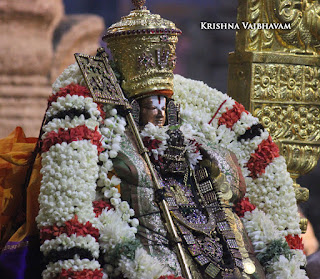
103;0;181;99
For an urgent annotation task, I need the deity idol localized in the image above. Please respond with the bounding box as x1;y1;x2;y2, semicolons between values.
0;1;307;279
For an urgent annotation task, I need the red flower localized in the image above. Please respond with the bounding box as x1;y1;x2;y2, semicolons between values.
96;103;106;120
158;276;185;279
143;137;162;151
69;126;85;140
48;83;106;120
234;197;256;218
41;125;104;154
218;102;248;129
285;234;304;250
93;200;112;217
40;215;100;243
91;127;104;154
48;84;91;106
58;268;103;279
189;139;202;153
246;136;279;178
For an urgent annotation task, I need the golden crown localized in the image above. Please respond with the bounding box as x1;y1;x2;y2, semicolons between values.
103;0;181;99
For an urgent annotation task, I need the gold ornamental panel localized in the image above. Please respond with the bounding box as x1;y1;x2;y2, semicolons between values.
229;0;320;232
252;64;320;103
236;0;320;54
253;103;320;142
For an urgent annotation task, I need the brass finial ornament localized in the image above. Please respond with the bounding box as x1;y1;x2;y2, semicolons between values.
132;0;146;10
103;2;181;99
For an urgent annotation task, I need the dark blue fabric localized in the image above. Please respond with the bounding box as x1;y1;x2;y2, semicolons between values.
0;236;41;279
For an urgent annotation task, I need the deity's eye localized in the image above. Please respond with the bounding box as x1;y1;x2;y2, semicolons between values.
145;105;156;110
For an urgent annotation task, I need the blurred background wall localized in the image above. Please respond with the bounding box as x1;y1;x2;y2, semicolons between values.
0;0;104;138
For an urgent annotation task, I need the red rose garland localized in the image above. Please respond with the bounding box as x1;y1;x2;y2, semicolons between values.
57;269;104;279
143;137;163;152
93;200;113;217
234;197;256;218
48;83;106;119
40;216;100;243
218;101;248;128
42;125;104;154
285;234;304;251
48;84;90;105
246;136;280;178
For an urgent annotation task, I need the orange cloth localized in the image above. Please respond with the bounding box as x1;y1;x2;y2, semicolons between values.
0;127;41;249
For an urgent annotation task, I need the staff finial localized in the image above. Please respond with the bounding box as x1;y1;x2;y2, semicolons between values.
132;0;146;10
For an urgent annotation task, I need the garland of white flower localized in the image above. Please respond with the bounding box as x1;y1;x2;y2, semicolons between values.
38;140;99;227
173;74;307;279
37;127;101;277
42;259;101;279
36;63;168;279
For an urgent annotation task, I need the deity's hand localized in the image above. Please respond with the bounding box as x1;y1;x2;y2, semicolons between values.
200;159;234;202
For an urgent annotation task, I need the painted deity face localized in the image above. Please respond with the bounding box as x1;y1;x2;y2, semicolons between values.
139;95;166;127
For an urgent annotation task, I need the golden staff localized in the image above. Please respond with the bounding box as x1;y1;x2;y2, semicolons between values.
75;48;192;279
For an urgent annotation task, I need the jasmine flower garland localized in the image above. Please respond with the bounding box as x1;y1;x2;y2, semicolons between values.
46;94;102;121
37;140;99;227
173;74;306;278
40;234;99;259
37;81;104;278
42;258;101;279
42;116;100;135
37;63;169;279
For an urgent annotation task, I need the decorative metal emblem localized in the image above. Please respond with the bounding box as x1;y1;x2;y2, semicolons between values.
205;263;220;278
131;99;140;126
138;52;155;69
167;100;180;126
156;48;170;69
74;49;130;108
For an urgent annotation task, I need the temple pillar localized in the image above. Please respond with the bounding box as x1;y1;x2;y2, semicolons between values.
0;0;104;137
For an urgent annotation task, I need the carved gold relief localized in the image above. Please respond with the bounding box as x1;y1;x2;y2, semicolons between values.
253;104;320;141
305;66;320;101
304;1;320;42
253;64;320;102
229;0;320;232
277;140;320;177
253;65;278;99
300;218;308;234
279;65;303;101
241;0;320;53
